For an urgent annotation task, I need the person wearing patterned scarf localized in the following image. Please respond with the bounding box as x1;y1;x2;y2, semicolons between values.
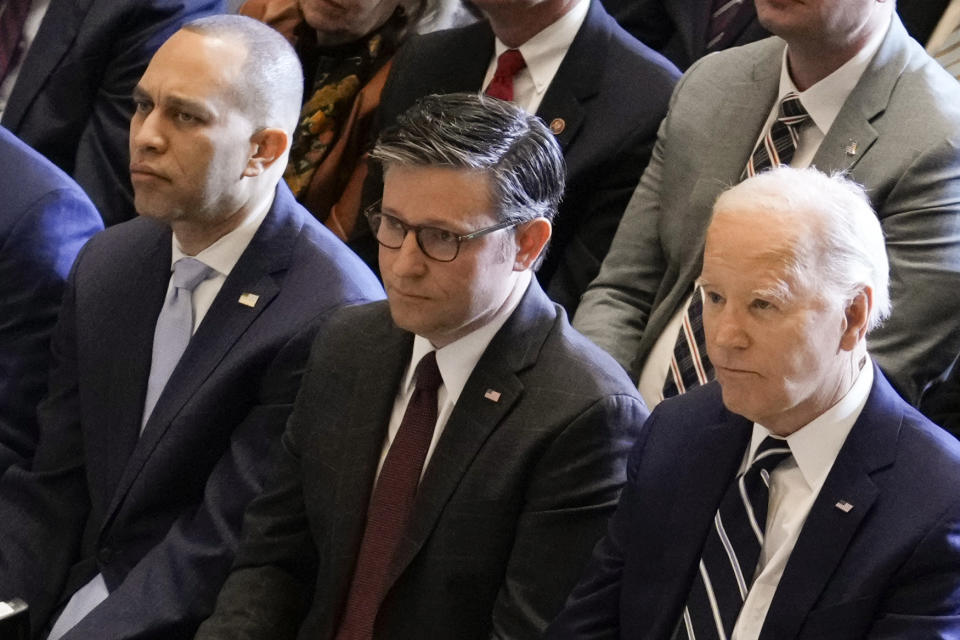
239;0;465;240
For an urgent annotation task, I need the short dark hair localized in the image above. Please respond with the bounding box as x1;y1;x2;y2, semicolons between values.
183;14;303;134
372;93;566;225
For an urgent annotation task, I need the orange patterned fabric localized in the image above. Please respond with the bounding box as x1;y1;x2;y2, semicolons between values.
240;0;400;239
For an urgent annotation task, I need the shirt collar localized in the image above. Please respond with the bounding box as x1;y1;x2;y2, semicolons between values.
493;0;589;97
749;357;874;494
777;15;889;138
170;193;273;275
403;270;532;399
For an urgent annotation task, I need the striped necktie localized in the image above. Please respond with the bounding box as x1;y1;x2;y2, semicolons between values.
677;437;792;640
662;288;714;400
743;92;811;179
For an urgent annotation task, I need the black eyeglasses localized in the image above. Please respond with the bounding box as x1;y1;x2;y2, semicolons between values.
366;209;519;262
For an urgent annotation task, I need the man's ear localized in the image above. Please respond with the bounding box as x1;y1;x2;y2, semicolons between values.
513;217;552;271
243;128;289;177
839;286;872;351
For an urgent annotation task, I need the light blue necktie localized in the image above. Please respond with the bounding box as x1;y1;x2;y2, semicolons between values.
141;257;214;429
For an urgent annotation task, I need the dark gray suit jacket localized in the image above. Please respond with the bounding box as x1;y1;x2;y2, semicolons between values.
574;16;960;406
0;184;384;639
196;282;648;639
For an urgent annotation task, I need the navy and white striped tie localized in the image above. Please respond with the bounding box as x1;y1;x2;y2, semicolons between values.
742;92;810;179
677;436;792;640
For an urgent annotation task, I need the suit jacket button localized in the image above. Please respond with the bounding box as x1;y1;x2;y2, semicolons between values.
98;548;114;564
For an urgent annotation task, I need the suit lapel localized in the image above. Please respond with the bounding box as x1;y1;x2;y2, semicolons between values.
759;365;901;640
93;223;171;498
812;17;910;175
103;186;302;525
327;317;413;608
1;0;93;130
383;283;557;591
709;43;782;186
535;1;610;152
647;406;752;632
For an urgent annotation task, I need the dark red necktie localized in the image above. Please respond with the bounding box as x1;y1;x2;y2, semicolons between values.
484;49;526;102
0;0;32;83
335;351;443;640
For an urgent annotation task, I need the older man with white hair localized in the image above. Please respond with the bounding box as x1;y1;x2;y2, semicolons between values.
549;166;960;640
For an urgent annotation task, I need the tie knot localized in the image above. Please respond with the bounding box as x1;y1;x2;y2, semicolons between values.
171;257;214;292
749;436;792;475
413;351;442;392
777;92;810;127
494;49;526;78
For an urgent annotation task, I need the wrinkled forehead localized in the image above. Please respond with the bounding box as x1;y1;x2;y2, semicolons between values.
703;206;819;289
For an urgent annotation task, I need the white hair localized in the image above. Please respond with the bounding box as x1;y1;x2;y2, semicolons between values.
713;166;891;330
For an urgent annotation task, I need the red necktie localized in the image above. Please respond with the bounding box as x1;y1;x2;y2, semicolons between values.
0;0;32;83
335;351;443;640
484;49;526;102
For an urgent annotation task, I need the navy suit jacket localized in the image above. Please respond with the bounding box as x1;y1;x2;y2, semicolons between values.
369;0;679;315
548;365;960;639
196;283;648;639
0;126;102;475
0;0;224;226
0;183;384;639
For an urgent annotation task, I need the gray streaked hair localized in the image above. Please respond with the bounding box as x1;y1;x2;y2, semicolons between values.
371;92;566;225
183;14;303;135
713;165;891;330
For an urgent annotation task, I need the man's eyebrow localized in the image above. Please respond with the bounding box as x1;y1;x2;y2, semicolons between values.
132;85;150;102
165;94;214;115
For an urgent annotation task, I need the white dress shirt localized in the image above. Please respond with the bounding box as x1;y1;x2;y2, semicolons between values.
731;360;874;639
480;0;589;114
377;270;532;480
45;197;272;640
637;19;888;410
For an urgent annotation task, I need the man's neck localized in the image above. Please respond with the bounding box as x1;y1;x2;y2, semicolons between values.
172;185;271;256
486;0;582;48
783;10;891;91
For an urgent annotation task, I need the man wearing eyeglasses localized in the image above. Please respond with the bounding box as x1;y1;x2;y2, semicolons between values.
196;93;648;640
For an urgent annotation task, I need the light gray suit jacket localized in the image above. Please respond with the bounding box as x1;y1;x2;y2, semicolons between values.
574;16;960;404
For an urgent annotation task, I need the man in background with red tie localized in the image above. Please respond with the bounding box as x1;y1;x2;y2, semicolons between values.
574;0;960;424
196;93;647;639
363;0;679;316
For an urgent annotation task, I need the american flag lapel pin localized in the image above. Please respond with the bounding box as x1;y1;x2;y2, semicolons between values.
484;389;501;403
844;140;858;157
238;293;259;308
835;500;854;513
